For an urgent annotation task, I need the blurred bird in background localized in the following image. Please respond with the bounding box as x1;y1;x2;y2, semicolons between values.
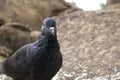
0;18;62;80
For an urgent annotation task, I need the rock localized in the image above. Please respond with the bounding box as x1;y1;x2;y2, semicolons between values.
107;0;120;5
0;23;32;53
53;9;120;79
0;75;12;80
3;22;30;32
30;31;40;41
106;0;120;9
0;19;5;27
0;46;13;58
0;0;77;30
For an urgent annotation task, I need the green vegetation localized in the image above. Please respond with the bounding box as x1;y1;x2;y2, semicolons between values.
100;3;107;9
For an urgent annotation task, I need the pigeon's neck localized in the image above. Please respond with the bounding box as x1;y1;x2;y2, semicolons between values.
41;32;57;41
47;36;58;45
36;34;58;47
44;34;58;45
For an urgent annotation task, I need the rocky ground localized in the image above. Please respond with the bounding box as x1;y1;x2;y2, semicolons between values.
54;9;120;80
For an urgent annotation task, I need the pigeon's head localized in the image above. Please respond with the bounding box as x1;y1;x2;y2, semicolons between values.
41;18;57;36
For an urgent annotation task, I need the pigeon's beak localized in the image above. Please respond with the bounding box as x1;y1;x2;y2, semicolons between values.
50;27;55;35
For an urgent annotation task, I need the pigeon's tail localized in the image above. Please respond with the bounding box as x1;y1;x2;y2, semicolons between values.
0;62;5;74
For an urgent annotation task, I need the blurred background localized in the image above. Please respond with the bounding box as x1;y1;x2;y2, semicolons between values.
0;0;120;80
65;0;107;11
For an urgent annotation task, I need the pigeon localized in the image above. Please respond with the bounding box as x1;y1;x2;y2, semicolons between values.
0;18;62;80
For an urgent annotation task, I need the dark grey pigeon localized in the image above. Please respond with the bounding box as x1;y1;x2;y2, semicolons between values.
0;18;62;80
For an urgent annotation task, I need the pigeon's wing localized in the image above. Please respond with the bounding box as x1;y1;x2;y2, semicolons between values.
26;39;46;69
4;44;32;78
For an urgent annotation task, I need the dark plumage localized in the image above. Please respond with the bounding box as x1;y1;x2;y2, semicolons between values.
0;18;62;80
